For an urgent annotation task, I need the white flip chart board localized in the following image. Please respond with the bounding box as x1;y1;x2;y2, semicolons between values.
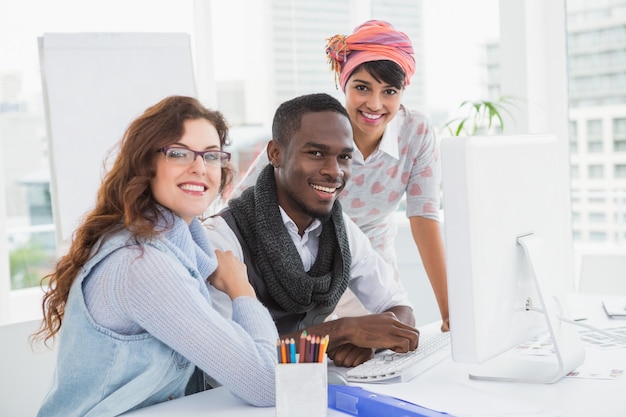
39;33;196;246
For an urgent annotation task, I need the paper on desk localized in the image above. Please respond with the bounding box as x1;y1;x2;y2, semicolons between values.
567;367;624;380
354;382;559;417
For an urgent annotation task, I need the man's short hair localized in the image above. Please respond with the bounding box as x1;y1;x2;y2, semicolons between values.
272;93;350;146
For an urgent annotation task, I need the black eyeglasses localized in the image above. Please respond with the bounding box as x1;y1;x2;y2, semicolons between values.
160;147;231;168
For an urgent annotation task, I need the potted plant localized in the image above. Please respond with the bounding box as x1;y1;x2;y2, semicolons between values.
442;96;520;136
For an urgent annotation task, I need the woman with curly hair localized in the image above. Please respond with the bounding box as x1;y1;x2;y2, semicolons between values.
35;95;278;416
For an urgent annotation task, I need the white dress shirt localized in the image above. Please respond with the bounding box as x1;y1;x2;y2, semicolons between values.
203;207;413;320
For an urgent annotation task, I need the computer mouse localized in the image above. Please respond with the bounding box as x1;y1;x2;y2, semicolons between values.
327;369;349;386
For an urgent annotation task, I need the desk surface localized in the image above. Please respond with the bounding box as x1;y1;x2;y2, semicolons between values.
124;294;626;417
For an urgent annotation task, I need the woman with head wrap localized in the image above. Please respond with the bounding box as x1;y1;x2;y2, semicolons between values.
233;20;448;332
322;20;448;332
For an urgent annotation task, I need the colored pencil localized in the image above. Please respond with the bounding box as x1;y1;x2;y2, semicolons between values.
309;335;315;363
318;334;328;363
313;335;320;362
280;339;287;363
305;334;312;363
299;331;307;363
289;338;296;363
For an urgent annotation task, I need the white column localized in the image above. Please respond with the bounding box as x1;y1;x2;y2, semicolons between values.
499;0;575;292
499;0;568;140
193;0;218;107
244;0;272;125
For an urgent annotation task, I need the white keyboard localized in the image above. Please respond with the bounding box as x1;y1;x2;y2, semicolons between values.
579;325;626;349
346;332;451;383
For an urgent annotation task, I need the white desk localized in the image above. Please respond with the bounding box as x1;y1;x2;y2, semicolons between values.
124;294;626;417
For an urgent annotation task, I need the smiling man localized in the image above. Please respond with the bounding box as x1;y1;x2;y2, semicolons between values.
204;93;418;367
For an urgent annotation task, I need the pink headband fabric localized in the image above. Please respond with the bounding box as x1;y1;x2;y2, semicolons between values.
325;20;416;91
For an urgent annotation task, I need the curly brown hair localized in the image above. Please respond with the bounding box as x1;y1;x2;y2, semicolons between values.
33;96;234;345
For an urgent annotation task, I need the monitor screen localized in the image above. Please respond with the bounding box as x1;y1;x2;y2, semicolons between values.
441;134;585;383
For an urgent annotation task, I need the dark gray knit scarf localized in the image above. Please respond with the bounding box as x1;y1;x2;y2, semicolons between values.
228;164;351;313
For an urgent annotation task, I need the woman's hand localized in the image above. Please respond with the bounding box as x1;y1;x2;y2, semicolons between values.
208;250;256;300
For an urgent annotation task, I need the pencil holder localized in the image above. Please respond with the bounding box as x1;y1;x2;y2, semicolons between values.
275;360;328;417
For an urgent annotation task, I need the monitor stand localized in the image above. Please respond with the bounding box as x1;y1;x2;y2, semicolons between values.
467;234;586;384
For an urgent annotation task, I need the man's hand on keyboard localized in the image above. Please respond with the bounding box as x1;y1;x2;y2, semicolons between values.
279;307;418;368
344;332;452;383
326;343;374;367
335;312;419;353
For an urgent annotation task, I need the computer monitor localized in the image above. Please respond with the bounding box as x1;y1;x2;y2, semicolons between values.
441;134;585;384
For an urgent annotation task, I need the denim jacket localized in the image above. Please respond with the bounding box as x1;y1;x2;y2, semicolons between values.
37;230;197;417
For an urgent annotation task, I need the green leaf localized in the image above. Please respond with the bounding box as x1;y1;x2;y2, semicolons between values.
441;95;521;136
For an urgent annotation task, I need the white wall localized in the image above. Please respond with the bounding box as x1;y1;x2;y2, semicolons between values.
0;319;57;417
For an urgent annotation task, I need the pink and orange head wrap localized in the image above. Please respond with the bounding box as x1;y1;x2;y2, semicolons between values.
325;20;415;91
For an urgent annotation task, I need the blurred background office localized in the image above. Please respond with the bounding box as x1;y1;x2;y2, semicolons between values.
1;0;625;327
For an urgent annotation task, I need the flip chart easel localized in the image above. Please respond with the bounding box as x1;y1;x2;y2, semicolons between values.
39;32;196;248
